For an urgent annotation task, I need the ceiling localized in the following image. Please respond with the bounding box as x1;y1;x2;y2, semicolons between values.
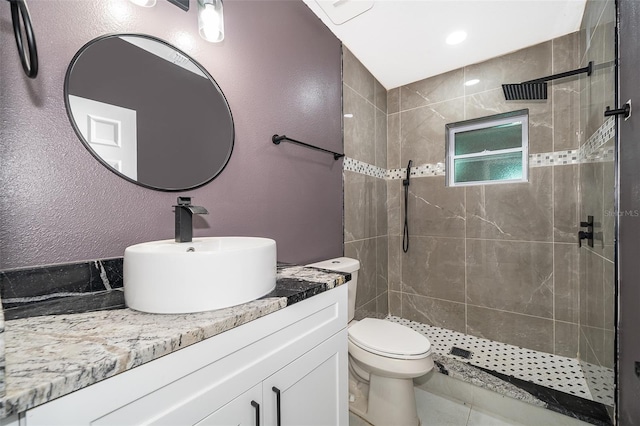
302;0;587;89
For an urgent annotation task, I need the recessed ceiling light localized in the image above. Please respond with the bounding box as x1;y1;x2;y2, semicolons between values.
446;30;467;45
465;79;480;86
344;113;354;118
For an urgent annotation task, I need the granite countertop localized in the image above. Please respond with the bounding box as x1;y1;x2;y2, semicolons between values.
0;265;349;418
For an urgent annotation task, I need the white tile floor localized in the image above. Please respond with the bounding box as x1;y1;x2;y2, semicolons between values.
415;388;517;426
388;316;614;407
349;384;592;426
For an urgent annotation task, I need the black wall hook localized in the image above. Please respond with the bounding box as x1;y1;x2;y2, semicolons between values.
7;0;38;78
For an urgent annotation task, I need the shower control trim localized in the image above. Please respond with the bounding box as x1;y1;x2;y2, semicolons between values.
578;215;594;248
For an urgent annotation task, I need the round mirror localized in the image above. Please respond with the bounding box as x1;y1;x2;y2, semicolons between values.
64;34;234;191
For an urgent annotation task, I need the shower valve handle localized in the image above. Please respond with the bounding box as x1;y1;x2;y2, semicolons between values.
578;231;594;248
580;215;594;229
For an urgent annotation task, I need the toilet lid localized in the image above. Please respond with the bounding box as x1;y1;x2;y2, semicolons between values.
348;318;431;360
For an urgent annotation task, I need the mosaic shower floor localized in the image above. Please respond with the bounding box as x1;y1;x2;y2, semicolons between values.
387;316;614;407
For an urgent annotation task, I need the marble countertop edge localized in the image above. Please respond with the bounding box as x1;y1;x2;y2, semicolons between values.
0;266;348;418
1;297;287;417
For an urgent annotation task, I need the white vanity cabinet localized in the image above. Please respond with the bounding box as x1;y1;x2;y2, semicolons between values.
195;383;263;426
199;331;344;426
22;285;348;426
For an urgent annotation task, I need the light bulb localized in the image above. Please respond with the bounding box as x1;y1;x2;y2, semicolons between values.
199;0;224;42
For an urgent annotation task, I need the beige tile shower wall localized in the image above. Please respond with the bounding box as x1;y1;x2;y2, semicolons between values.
388;33;584;358
343;48;389;319
578;0;616;371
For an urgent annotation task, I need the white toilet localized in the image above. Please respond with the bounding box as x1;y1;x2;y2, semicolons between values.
306;257;434;426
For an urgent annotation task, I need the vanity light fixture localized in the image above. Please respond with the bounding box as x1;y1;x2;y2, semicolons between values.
446;30;467;45
167;0;189;11
198;0;224;43
129;0;157;7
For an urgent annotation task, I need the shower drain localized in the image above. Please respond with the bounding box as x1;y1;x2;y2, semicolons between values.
450;346;473;359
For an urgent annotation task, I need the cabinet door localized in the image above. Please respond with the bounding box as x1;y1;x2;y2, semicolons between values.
196;383;262;426
25;287;347;426
263;329;348;426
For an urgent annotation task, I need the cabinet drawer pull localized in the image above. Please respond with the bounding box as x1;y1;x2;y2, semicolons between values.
272;386;281;426
251;400;260;426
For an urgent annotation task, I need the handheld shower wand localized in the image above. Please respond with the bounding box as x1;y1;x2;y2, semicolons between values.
403;160;413;253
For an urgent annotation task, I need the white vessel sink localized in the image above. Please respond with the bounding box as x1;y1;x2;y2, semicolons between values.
124;237;277;314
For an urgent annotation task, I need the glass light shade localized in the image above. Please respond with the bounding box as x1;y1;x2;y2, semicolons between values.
129;0;157;7
199;0;224;42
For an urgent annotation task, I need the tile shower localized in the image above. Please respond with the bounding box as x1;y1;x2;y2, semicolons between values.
343;0;616;422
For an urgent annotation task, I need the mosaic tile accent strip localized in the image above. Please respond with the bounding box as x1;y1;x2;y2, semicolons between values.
583;117;615;159
387;316;614;407
386;168;407;180
530;150;580;167
582;146;616;164
346;118;615;179
387;162;446;180
347;148;611;181
343;157;386;179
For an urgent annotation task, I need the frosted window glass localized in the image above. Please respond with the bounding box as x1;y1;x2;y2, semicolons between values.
454;123;522;155
454;152;523;183
446;109;528;186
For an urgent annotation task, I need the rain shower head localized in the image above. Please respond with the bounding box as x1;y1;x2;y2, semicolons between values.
502;61;593;101
502;82;548;101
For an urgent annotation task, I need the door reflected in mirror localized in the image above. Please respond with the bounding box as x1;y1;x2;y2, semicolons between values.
65;34;234;191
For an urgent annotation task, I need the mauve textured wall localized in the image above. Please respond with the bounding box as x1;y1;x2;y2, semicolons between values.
0;0;343;270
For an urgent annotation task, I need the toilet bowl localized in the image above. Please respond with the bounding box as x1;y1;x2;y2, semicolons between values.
306;257;434;426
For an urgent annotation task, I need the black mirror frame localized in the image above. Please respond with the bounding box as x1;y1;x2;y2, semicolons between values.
63;33;235;192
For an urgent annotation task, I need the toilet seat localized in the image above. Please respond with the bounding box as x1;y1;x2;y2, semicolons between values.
348;318;431;360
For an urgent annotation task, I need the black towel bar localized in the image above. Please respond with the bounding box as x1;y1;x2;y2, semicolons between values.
272;134;344;160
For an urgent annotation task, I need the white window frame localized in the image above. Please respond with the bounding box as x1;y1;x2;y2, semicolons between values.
445;109;529;187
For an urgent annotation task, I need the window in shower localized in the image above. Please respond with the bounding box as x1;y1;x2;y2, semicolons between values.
445;109;529;186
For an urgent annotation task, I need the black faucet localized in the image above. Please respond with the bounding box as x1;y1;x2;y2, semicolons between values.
173;197;208;243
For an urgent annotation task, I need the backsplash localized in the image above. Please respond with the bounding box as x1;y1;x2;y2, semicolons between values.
0;259;124;320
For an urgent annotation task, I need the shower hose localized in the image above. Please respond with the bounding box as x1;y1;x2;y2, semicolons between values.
402;160;412;253
403;183;410;253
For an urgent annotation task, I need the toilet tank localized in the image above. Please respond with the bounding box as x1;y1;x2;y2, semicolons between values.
305;257;360;322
